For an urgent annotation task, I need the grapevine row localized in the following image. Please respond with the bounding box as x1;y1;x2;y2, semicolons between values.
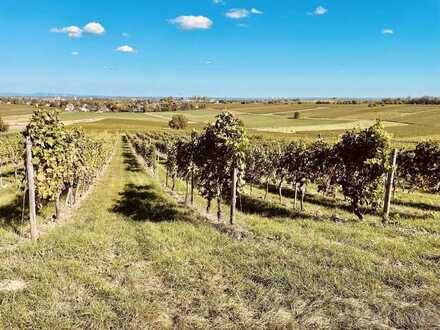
0;109;116;241
25;109;115;216
0;133;23;187
129;112;247;224
132;113;440;222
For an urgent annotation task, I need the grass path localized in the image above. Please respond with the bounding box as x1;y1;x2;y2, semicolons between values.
1;139;439;329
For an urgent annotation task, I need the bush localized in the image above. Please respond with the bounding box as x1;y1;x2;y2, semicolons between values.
168;115;188;130
0;117;8;132
293;112;301;119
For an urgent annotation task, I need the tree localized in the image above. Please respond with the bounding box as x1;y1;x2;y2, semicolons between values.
0;117;8;132
333;121;391;220
293;112;301;119
168;115;189;130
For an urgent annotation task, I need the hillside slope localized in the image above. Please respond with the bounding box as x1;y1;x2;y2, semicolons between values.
0;139;439;329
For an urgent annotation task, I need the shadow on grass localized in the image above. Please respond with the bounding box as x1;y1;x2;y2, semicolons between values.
261;184;431;221
113;183;196;223
122;145;142;173
392;199;440;212
264;183;353;213
235;194;318;221
116;141;203;223
0;194;24;233
1;168;16;178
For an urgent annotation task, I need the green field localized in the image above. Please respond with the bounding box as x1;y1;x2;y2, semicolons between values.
1;103;440;328
2;103;440;142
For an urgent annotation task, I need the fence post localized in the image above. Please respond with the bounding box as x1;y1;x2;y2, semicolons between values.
383;149;398;221
230;167;238;225
0;162;3;188
26;136;38;242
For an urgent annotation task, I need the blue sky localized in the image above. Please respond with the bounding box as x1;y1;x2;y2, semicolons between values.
0;0;439;98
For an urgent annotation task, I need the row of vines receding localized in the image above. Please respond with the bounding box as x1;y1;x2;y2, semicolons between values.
130;112;440;222
0;109;116;241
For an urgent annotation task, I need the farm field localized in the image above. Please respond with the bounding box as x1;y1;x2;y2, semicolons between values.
2;103;440;141
1;104;440;329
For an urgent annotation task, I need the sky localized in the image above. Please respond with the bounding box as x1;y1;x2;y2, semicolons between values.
0;0;439;98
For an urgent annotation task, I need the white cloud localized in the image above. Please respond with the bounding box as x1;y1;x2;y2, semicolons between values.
71;51;79;56
115;45;136;53
313;6;328;16
122;32;130;37
226;8;249;19
250;8;263;15
213;0;225;4
226;8;263;19
205;60;213;65
83;22;105;35
382;29;394;35
50;25;83;38
51;22;105;37
169;16;213;30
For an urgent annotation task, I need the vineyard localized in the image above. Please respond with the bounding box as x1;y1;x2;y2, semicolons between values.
128;115;440;224
0;109;115;241
0;109;439;329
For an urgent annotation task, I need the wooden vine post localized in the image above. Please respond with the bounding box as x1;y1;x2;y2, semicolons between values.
383;149;399;221
230;166;238;225
0;163;3;188
294;183;298;209
185;176;191;207
26;136;38;242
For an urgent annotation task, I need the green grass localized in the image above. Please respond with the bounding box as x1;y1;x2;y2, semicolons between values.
2;139;438;329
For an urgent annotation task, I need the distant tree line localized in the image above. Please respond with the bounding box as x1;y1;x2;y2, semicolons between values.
0;97;207;113
318;97;440;105
382;97;440;105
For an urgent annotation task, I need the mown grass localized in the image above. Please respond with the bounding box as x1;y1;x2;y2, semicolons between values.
151;145;440;329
